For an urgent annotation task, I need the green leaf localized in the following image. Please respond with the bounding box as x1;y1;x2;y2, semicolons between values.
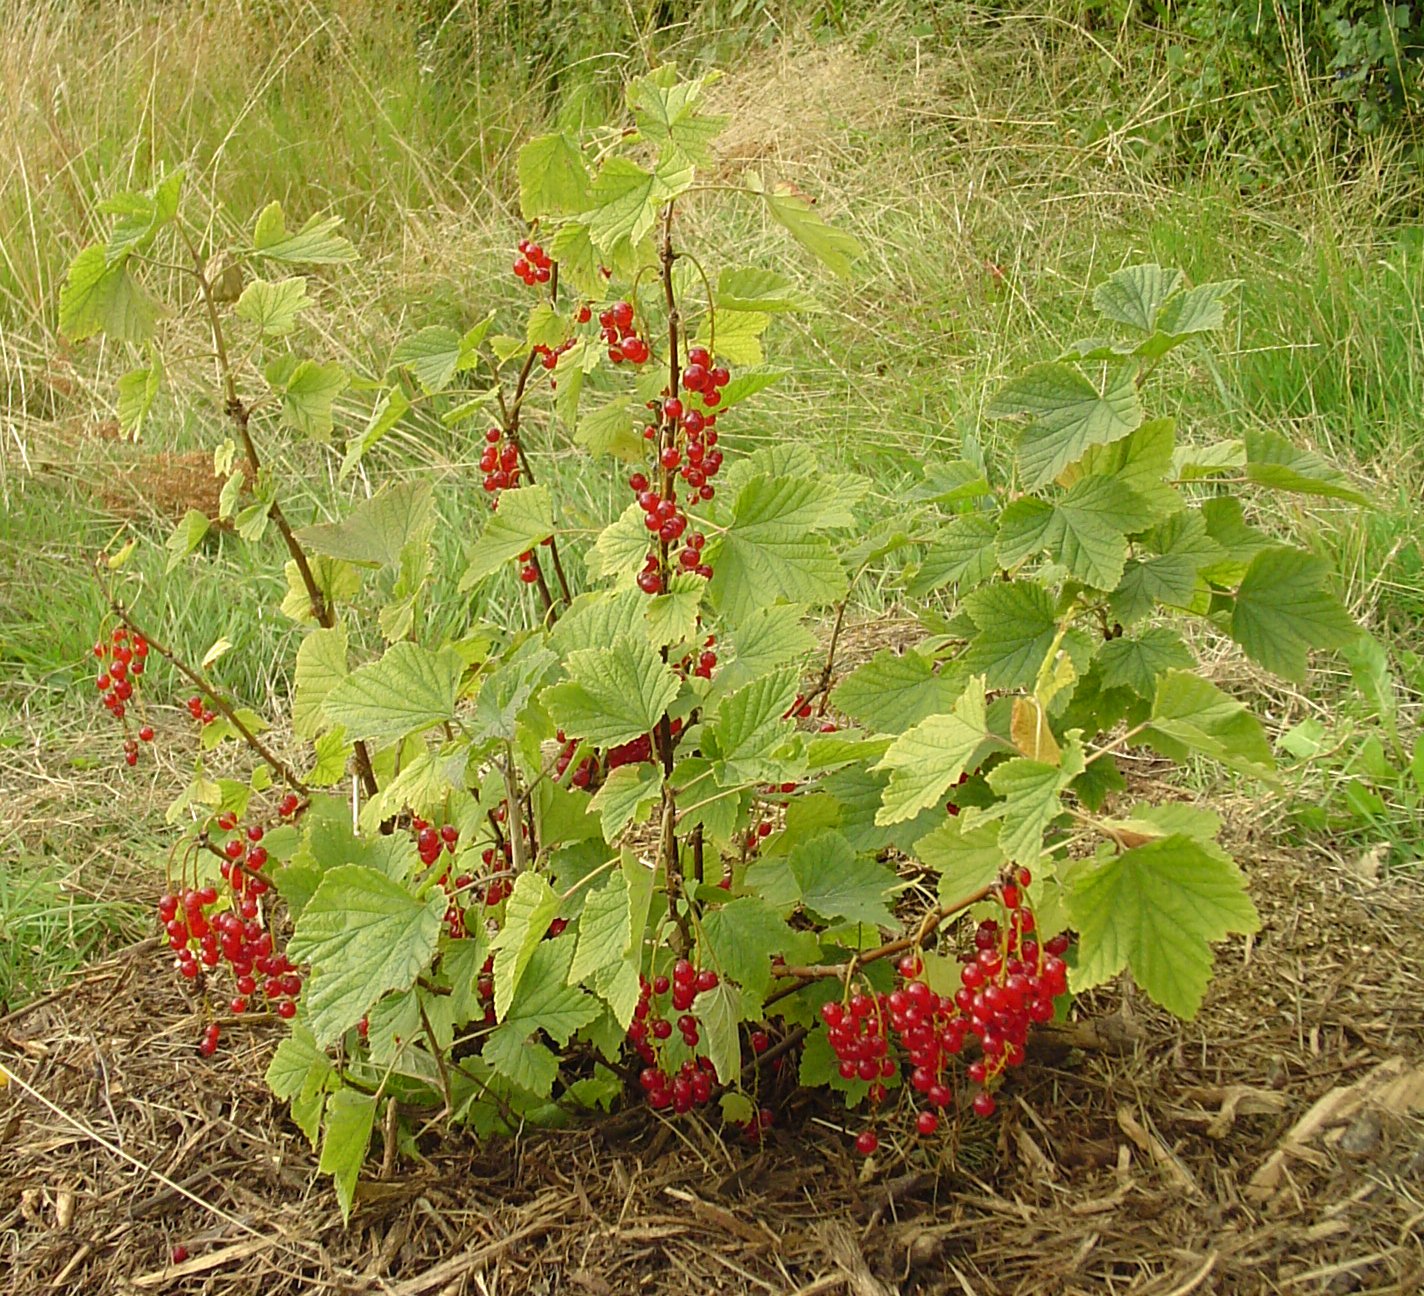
695;981;742;1084
1143;670;1277;782
59;245;156;342
570;870;632;983
643;574;704;649
707;475;848;620
292;626;349;739
340;385;411;480
1230;547;1358;683
319;1088;378;1222
321;641;461;744
549;588;647;656
271;359;348;442
545;634;680;748
298;482;434;569
915;817;1004;905
831;648;962;734
1091;264;1184;331
1066;834;1259;1019
392;325;470;394
960;582;1059;690
712;366;790;413
486;940;599;1097
576;397;645;462
716;267;816;312
518;132;592;219
117;353;163;436
997;476;1151;589
707;603;817;702
99;169;183;260
990;363;1144;490
307;727;352;786
1153;281;1239;338
748;172;862;278
1110;509;1225;623
906;514;999;598
461;485;555;587
585;154;693;257
1243;429;1369;505
628;66;728;165
252;202;356;264
490;872;562;1020
469;638;557;744
984;755;1073;865
1094;627;1194;697
164;507;211;572
235;276;311;335
874;680;988;825
700;896;819;1002
696;309;768;367
788;832;897;928
709;666;799;785
1074;416;1180;521
586;502;651;585
289;864;445;1047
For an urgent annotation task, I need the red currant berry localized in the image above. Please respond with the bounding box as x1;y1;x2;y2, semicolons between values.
854;1129;879;1156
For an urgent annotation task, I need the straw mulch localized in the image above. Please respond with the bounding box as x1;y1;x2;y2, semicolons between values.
3;823;1421;1296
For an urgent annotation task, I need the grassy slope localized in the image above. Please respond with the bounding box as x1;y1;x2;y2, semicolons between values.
1;0;1420;1002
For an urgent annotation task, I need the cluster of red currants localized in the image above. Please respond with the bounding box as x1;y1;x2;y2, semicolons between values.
413;817;459;867
479;426;522;497
821;876;1071;1154
783;693;816;721
598;300;650;365
93;626;154;764
532;336;576;373
628;961;722;1112
512;239;552;286
186;694;216;726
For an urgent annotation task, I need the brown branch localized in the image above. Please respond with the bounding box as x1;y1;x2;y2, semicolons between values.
96;568;309;794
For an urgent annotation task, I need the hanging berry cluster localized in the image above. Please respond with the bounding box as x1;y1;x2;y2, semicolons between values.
479;426;522;497
512;238;551;286
599;300;650;365
412;817;465;937
93;626;153;765
820;874;1071;1155
627;961;722;1113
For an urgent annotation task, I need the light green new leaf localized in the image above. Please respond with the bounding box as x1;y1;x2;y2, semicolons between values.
1243;429;1369;505
298;481;434;569
961;582;1059;690
990;362;1143;489
985;756;1072;865
1092;264;1184;331
321;641;461;744
915;818;1005;906
486;940;599;1096
585;502;651;585
289;864;445;1047
587;761;661;841
644;573;704;649
629;66;728;164
1143;669;1277;782
1153;281;1239;338
1074;416;1181;521
59;246;156;342
164;508;211;572
252;202;356;263
788;832;897;927
831;648;962;734
1066;834;1259;1019
706;603;817;703
549;588;647;655
292;626;348;739
709;666;799;785
340;385;411;480
747;172;862;278
461;485;555;586
695;981;742;1084
545;633;680;749
490;872;562;1020
99;169;183;261
997;476;1150;590
273;359;348;442
874;680;988;825
319;1088;378;1221
585;153;693;256
469;638;557;743
235;276;311;335
576;397;645;462
1110;509;1225;623
392;326;468;394
117;353;163;435
570;870;631;983
716;267;816;312
1230;547;1358;684
518;132;592;219
695;309;768;367
712;367;790;413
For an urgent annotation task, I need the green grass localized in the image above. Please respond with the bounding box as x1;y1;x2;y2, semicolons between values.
2;0;1423;999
